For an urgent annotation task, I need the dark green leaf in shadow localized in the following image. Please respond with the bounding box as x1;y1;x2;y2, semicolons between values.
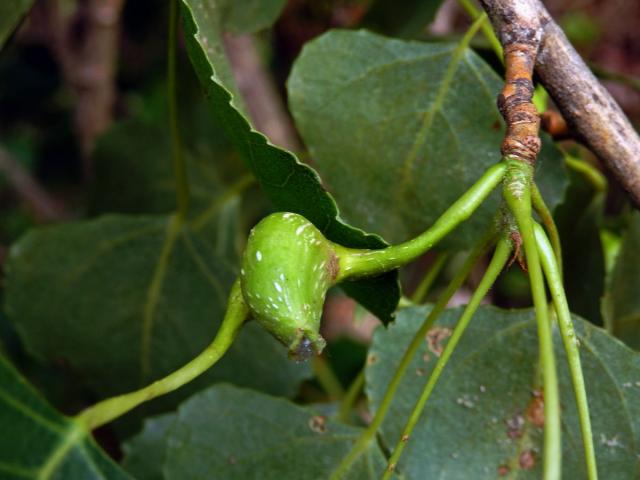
362;0;444;38
0;0;34;49
367;305;640;478
125;384;387;480
90;57;248;222
603;211;640;350
5;215;309;406
0;354;130;479
180;1;399;323
122;413;174;480
288;30;567;251
555;169;606;325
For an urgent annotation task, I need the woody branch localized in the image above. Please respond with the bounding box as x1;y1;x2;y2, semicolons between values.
480;0;640;206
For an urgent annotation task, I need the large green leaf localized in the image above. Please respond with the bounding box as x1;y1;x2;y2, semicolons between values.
367;305;640;478
288;30;567;250
4;215;309;405
0;0;34;49
0;354;130;479
603;211;640;350
180;1;399;323
123;384;387;479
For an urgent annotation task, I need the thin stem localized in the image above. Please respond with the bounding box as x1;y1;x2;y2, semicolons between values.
330;230;496;479
383;237;511;478
504;166;561;480
312;356;345;400
338;370;365;423
76;280;248;430
337;162;505;280
411;252;450;304
531;184;562;278
564;155;607;194
457;0;503;60
535;223;598;480
168;0;190;218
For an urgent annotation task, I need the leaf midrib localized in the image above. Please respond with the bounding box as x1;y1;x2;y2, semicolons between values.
399;45;472;191
140;214;182;384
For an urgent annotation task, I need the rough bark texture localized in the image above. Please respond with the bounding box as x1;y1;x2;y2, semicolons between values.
498;43;541;165
481;0;640;206
482;0;543;166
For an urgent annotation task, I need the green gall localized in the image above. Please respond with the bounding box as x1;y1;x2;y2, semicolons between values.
240;212;339;361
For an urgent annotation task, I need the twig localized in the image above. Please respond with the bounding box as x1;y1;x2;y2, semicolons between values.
0;147;67;222
46;0;126;179
222;33;301;152
480;0;640;207
480;2;564;476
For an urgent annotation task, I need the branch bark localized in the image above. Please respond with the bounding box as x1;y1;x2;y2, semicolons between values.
480;0;640;207
223;33;301;152
46;0;126;179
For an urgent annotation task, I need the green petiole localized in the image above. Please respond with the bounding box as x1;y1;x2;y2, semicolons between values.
382;236;511;478
564;155;608;194
531;183;563;277
535;223;598;480
411;251;450;304
76;280;248;430
504;161;562;480
457;0;503;61
336;162;506;280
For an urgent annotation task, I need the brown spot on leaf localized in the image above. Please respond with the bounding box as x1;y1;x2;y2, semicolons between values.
426;327;452;357
308;415;327;434
526;389;545;428
367;353;378;365
228;455;237;465
519;449;536;469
